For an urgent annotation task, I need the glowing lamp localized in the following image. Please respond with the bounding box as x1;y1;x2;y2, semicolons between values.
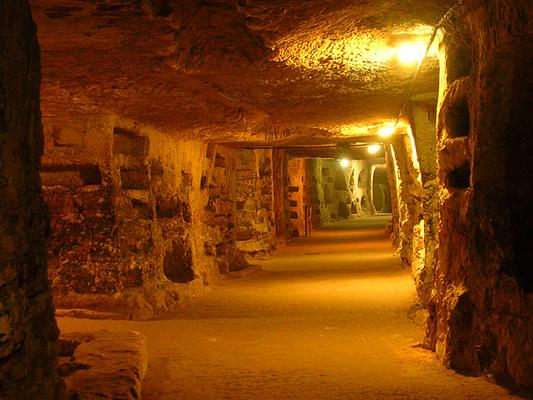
339;159;350;168
377;123;395;138
367;144;381;154
396;43;425;65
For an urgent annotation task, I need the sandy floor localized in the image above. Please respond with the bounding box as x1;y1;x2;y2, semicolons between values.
58;216;525;399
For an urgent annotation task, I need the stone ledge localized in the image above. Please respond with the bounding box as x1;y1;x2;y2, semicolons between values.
59;330;148;400
54;279;205;320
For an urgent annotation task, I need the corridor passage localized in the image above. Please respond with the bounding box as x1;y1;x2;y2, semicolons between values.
58;216;520;399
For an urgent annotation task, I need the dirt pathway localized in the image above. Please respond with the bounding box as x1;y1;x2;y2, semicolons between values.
58;216;523;399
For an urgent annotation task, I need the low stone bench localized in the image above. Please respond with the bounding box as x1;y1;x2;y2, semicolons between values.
58;330;148;400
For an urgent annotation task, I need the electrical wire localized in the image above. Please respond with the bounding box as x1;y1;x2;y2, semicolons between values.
394;0;465;127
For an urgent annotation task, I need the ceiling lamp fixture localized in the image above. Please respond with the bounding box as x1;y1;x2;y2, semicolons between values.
377;122;396;138
396;42;426;65
367;144;381;154
339;158;350;168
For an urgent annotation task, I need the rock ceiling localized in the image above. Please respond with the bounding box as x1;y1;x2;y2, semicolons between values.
30;0;454;143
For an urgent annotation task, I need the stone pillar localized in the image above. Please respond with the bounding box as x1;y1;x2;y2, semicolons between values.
385;145;400;247
0;1;64;398
391;134;423;268
408;100;439;306
272;149;289;241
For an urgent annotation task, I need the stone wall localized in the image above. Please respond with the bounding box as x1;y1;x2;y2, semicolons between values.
287;158;308;235
0;1;64;398
41;115;229;318
427;0;533;387
40;117;279;318
234;149;277;254
389;133;425;294
272;149;291;241
305;158;377;227
407;99;439;307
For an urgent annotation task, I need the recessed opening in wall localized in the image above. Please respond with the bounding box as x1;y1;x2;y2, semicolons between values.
358;169;368;188
447;162;470;189
120;168;150;190
156;197;179;218
372;166;392;213
155;0;173;17
151;159;164;177
446;43;472;83
335;170;348;190
504;50;533;292
446;97;470;137
163;240;195;283
40;164;102;186
131;199;153;219
113;128;149;157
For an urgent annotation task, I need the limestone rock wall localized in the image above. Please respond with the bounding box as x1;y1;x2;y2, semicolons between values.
272;149;291;241
389;133;425;290
42;116;214;318
202;145;241;275
385;145;401;245
428;0;533;387
408;99;439;307
306;158;377;227
0;1;64;398
287;158;308;235
234;149;277;254
40;116;278;318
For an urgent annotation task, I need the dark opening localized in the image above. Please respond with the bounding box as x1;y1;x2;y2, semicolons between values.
113;128;149;157
446;44;472;84
505;48;533;292
200;175;208;189
156;198;179;218
163;240;195;283
338;201;350;218
131;199;153;219
372;167;392;213
447;98;470;138
447;162;470;189
334;170;347;190
40;164;102;186
155;0;173;17
120;168;150;190
214;154;226;167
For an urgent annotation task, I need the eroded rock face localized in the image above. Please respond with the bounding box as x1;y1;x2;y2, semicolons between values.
8;0;532;393
40;114;280;318
58;330;148;400
305;158;379;228
428;0;533;387
0;1;63;398
42;116;211;319
29;0;452;140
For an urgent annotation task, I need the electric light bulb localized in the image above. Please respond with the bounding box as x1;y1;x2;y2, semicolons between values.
368;144;381;154
377;123;395;137
396;43;425;64
339;159;350;168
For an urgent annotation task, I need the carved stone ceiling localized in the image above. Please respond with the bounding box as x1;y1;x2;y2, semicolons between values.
30;0;454;142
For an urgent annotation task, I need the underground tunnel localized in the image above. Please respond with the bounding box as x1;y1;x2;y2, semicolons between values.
1;0;532;399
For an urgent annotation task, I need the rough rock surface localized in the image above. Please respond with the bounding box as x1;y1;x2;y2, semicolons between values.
41;114;279;318
3;0;530;394
428;0;533;387
0;1;64;398
58;330;148;400
30;0;452;140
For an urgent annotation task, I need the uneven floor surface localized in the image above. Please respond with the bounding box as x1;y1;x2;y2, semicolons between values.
58;216;525;399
